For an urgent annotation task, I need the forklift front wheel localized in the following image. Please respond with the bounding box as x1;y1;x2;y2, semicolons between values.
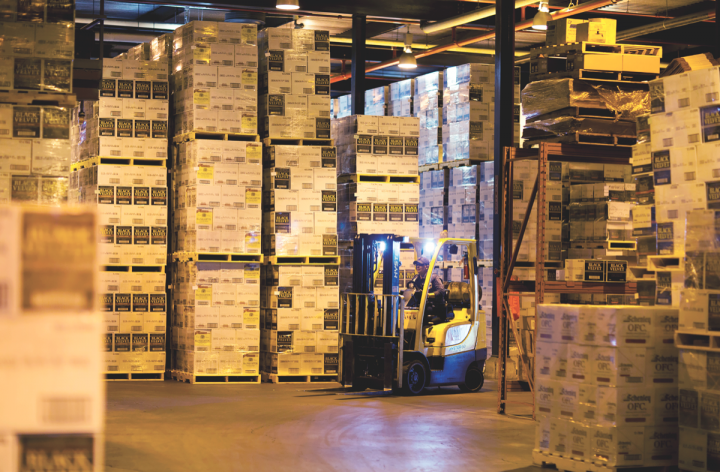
458;365;484;393
403;360;427;396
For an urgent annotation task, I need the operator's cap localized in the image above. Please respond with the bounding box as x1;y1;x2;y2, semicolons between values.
414;256;430;266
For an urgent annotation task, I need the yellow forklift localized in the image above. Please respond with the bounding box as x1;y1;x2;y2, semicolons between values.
340;235;487;395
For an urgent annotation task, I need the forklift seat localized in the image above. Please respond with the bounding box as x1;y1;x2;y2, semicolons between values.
444;281;471;309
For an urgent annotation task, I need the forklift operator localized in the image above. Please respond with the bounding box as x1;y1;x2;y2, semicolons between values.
407;256;445;322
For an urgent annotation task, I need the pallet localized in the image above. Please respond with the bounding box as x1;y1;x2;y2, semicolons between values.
262;373;339;384
105;372;165;381
675;330;720;351
646;255;682;271
530;69;657;83
70;156;167;171
528;106;632;123
173;132;260;143
265;255;340;265
173;252;263;263
532;450;675;472
523;132;636;148
172;370;261;384
531;41;662;59
101;264;166;272
337;173;420;184
0;89;77;107
262;137;334;147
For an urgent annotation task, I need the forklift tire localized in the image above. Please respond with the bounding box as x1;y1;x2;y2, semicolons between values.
459;365;484;393
403;360;427;396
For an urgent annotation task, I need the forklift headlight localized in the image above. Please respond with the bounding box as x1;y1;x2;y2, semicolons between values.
423;241;435;255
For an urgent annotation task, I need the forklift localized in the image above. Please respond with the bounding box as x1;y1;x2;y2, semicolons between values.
340;234;487;395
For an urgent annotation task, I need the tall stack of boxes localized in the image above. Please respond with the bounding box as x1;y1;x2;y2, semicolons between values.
419;169;445;239
171;20;259;136
333;115;420;240
534;304;679;468
0;0;74;205
388;79;414;117
331;94;351;120
414;71;443;166
258;26;331;140
0;207;104;471
364;85;388;116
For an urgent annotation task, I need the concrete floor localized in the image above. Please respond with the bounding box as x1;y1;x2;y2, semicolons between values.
106;380;541;472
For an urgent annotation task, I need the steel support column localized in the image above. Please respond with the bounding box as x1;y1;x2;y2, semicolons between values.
351;14;367;115
494;0;515;414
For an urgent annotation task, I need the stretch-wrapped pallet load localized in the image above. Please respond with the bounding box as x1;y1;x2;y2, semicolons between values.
389;78;414;117
364;85;388;116
419;170;445;239
171;261;261;377
260;264;340;377
171;21;259;136
258;27;331;139
442;63;495;162
0;206;104;472
414;71;442;166
534;304;679;468
261;144;338;257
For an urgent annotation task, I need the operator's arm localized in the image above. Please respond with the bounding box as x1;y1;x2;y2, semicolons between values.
429;275;445;295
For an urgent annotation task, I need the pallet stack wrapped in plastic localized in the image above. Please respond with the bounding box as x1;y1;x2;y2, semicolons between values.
419;169;445;239
364;85;388;116
388;78;414;117
255;26;340;381
168;21;263;383
0;0;75;205
0;207;105;471
414;71;442;166
533;304;679;468
331;94;351;120
69;52;171;379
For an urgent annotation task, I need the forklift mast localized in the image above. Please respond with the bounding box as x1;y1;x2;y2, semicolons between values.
352;234;402;297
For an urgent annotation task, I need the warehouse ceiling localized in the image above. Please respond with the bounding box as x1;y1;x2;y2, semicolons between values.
74;0;718;95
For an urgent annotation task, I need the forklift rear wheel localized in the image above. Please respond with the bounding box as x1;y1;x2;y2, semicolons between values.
459;366;484;393
403;360;427;395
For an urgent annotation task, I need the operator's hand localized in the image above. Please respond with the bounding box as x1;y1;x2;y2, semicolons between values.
427;292;435;299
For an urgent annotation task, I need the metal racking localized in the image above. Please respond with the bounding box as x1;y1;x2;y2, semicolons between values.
496;143;638;414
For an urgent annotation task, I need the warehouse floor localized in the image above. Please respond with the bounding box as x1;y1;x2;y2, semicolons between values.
105;380;539;472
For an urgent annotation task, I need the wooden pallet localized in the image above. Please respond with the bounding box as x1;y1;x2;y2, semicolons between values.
532;450;675;472
528;106;632;123
262;373;339;384
265;255;340;265
337;173;420;184
105;372;165;381
646;255;683;271
172;370;261;384
675;330;720;351
173;132;260;143
101;264;166;272
0;89;77;107
530;69;657;83
523;132;636;148
262;137;334;147
531;41;662;59
173;252;263;263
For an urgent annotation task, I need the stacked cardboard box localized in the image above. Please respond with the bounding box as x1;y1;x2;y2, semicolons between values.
261;144;338;256
0;0;74;205
258;27;331;139
419;170;445;239
534;304;679;468
260;264;340;376
389;79;414;117
414;71;443;166
0;206;104;471
331;94;351;120
170;261;261;377
170;21;259;135
364;85;388;116
478;161;494;259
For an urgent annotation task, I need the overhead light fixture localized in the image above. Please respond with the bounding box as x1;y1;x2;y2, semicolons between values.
276;0;299;10
398;28;417;69
532;2;552;30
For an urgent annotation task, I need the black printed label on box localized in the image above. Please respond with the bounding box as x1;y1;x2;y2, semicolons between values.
277;331;293;352
356;135;372;154
321;190;336;211
115;186;132;205
469;84;483;102
404;136;418;156
548;201;562;221
100;225;114;243
706;253;720;290
98;186;114;204
679;389;698;427
13;106;40;138
150;293;166;313
373;203;388;221
513;180;524;200
152;120;167;139
150;333;165;351
324;308;338;330
115;226;132;244
114;293;131;313
584;260;605;282
356;203;372;221
14;58;41;91
132;293;149;312
102;293;114;312
314;74;330;95
650;81;665;114
701;105;720;143
268;50;284;72
100;78;117;97
709;294;720;331
315;117;330;138
321;147;336;167
135;119;150;138
151;187;167;206
43;60;72;93
389;136;404;155
469;121;483;141
389;204;404;222
405;204;419;222
134;226;150;245
152;226;167;245
324;353;339;374
267;94;285;115
708;181;720;209
99;117;115;137
605;260;627;283
135;80;151;99
113;334;131;353
702;391;720;431
314;31;330;51
322;234;337;256
118;80;134;98
656;222;674;255
117;119;133;138
274;212;291;233
132;333;148;352
152;81;168;100
133;187;149;205
42;106;70;139
104;332;113;350
46;0;74;22
324;266;338;286
373;136;388;155
273;167;290;189
549;162;563;181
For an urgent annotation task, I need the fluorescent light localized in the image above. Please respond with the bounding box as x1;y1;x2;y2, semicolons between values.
276;0;300;10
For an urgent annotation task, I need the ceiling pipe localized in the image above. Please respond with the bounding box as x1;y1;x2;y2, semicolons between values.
616;9;716;41
420;0;540;34
331;0;616;83
330;36;529;56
